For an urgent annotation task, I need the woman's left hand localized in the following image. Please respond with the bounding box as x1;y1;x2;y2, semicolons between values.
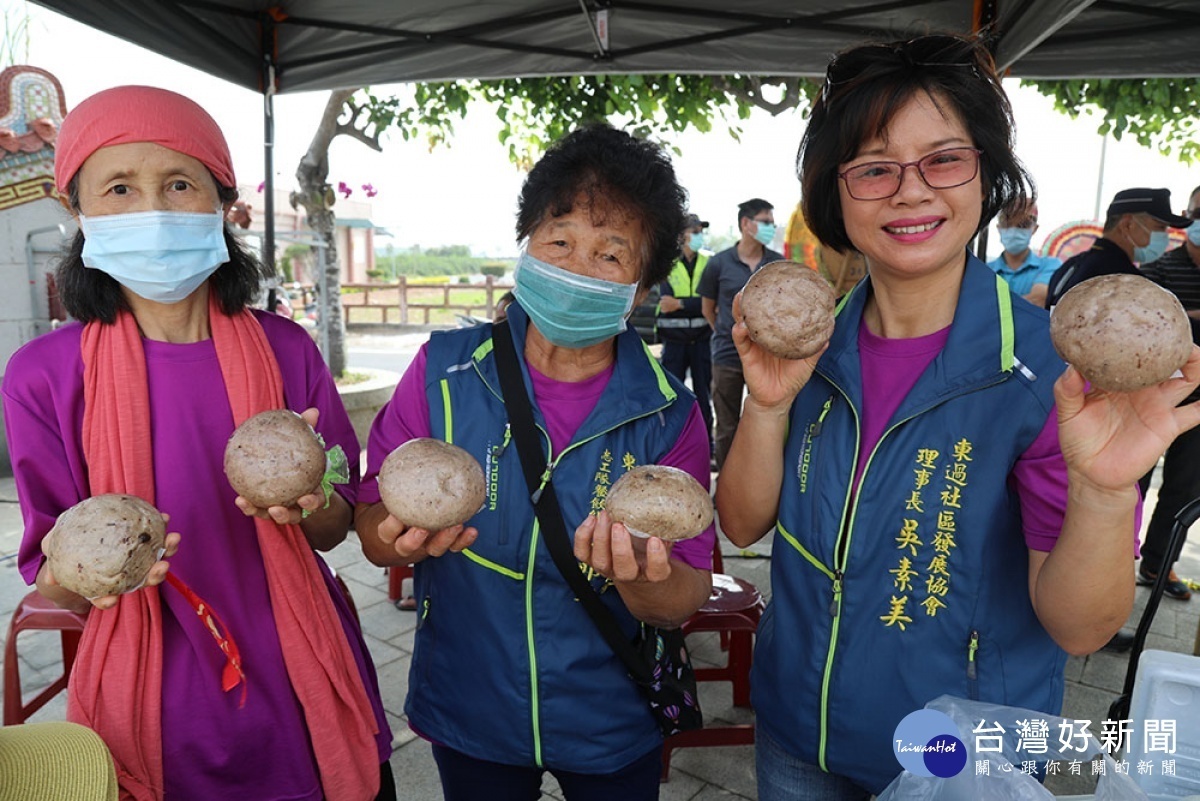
574;510;673;584
233;407;329;525
1056;345;1200;489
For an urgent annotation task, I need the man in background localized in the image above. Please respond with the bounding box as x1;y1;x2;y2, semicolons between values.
657;213;714;457
1046;187;1191;308
987;199;1060;307
698;198;784;471
1134;184;1200;601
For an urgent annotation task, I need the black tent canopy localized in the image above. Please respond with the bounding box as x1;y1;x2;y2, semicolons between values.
30;0;1200;95
33;0;1200;268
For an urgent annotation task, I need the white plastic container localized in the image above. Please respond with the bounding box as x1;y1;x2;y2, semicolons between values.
1125;649;1200;800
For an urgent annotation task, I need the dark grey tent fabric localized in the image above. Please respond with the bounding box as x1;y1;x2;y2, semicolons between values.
30;0;1200;94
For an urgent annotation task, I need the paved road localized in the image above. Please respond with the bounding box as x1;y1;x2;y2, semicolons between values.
345;328;434;377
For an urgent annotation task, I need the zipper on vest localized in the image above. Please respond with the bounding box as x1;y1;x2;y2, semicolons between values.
492;424;512;459
829;570;843;617
967;629;979;699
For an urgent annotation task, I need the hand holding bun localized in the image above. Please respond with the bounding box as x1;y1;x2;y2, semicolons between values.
1050;273;1192;392
224;409;327;508
604;465;713;542
740;260;836;360
43;494;166;599
378;438;486;531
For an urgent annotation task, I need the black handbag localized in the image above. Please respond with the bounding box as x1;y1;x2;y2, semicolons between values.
492;320;703;738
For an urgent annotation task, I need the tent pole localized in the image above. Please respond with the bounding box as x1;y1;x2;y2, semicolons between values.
261;13;278;307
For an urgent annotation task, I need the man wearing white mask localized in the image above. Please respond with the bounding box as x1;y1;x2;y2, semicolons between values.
698;197;783;471
987;199;1061;307
1046;187;1191;309
1134;185;1200;602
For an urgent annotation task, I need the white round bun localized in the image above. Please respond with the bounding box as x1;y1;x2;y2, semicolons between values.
43;494;166;598
379;438;486;531
741;260;836;359
1050;273;1191;392
605;465;713;542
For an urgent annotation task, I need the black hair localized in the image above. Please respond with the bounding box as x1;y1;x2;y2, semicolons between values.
998;198;1038;227
799;33;1032;253
516;123;687;289
57;178;267;323
737;198;774;227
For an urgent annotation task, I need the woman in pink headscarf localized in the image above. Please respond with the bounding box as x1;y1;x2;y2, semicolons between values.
1;86;393;801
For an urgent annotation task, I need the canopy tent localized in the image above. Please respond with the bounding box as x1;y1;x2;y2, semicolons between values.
28;0;1200;95
31;0;1200;267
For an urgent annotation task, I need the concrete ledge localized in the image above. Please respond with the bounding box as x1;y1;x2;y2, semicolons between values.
337;366;401;449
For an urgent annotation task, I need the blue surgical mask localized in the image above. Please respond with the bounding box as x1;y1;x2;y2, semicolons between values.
513;251;638;348
80;211;228;304
997;227;1033;256
1132;218;1170;264
1187;220;1200;247
687;232;705;252
753;221;776;247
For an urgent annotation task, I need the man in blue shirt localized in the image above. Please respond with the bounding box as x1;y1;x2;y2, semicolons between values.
987;200;1060;307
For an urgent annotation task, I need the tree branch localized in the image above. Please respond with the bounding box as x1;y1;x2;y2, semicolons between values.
712;76;804;116
337;97;383;152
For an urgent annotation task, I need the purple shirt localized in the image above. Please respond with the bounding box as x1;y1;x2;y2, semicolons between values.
360;344;716;570
2;312;390;801
856;321;1138;553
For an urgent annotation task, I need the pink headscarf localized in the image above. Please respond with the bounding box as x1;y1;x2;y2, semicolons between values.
54;85;236;195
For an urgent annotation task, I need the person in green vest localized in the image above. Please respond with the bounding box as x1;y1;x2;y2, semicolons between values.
657;212;714;459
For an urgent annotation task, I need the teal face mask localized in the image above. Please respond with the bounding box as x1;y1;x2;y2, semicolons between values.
1133;218;1170;264
997;227;1033;256
687;232;705;252
1187;220;1200;247
753;221;776;247
513;252;639;349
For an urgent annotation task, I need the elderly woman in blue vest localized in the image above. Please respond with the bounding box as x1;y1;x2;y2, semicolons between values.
715;34;1200;800
355;124;715;801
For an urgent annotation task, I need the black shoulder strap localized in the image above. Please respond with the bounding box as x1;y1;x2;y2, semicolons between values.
491;320;649;681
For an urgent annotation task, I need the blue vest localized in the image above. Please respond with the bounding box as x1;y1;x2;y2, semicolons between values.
752;255;1068;793
405;302;696;772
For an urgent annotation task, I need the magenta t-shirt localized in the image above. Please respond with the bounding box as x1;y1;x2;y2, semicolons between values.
857;321;1139;553
2;312;390;801
360;343;716;570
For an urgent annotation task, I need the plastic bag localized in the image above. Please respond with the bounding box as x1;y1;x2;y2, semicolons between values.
876;695;1150;801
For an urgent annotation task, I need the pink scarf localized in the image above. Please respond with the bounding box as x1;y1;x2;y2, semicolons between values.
71;293;378;800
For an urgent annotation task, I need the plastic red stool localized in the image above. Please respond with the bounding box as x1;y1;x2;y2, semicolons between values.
4;590;89;725
661;570;764;781
387;564;414;609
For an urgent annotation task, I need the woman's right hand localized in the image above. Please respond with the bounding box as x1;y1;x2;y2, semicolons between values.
37;530;182;613
731;290;827;410
375;513;478;563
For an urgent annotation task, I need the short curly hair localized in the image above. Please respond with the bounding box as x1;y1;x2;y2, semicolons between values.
516;124;687;289
799;33;1032;254
56;176;266;324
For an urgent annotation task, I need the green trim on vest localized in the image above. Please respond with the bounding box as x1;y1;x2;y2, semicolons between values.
460;548;525;580
642;341;677;402
995;274;1015;373
440;378;453;442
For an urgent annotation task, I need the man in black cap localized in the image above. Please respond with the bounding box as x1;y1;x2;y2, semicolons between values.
1133;184;1200;602
1045;187;1192;309
657;212;714;459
